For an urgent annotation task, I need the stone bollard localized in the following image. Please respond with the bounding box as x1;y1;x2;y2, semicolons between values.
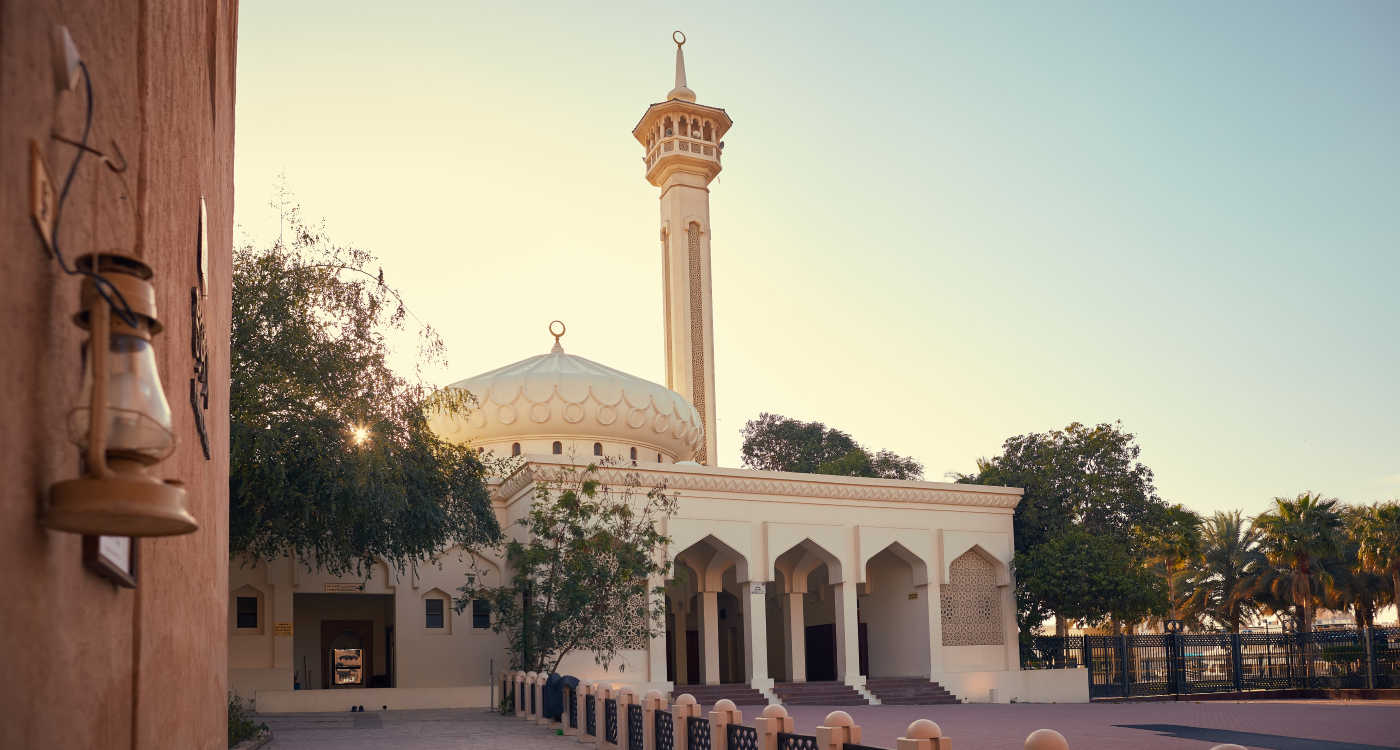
708;698;742;747
753;704;794;750
530;673;543;721
896;719;951;750
1025;729;1069;750
516;672;527;718
672;693;701;750
642;690;668;750
577;681;596;744
815;710;861;750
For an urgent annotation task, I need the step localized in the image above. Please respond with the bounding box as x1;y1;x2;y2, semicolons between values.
864;678;962;705
771;681;870;706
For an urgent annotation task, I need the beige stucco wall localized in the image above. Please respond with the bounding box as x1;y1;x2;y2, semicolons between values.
1;3;237;748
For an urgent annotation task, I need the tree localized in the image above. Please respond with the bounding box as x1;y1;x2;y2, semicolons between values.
1146;503;1203;622
957;421;1171;635
1335;503;1395;630
459;462;676;673
740;413;923;479
1015;527;1166;634
1180;510;1265;633
231;197;499;574
1250;492;1344;634
1357;501;1400;619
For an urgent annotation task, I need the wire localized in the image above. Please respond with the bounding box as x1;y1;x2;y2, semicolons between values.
50;61;141;328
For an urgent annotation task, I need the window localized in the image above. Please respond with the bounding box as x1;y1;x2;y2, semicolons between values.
425;598;444;629
657;452;662;462
472;599;491;629
629;447;637;461
236;596;258;629
593;442;603;456
552;441;562;455
511;442;521;456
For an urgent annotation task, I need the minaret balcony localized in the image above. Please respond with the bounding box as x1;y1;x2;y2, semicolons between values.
644;135;721;177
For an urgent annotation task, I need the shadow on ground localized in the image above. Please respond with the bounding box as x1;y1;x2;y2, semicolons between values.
1117;723;1397;750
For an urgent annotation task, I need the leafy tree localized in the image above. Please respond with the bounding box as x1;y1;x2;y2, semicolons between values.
1180;510;1265;633
740;413;923;479
1015;527;1166;633
231;198;499;574
458;462;676;673
957;421;1171;635
1250;492;1344;634
1357;501;1400;618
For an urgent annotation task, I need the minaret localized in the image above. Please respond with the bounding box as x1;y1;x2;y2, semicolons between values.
632;31;732;465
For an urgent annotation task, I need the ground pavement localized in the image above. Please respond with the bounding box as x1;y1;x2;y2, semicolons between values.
261;700;1400;750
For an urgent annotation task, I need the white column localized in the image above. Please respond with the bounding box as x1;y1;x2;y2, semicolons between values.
787;592;806;682
922;583;941;677
743;583;770;688
834;582;862;685
700;590;721;685
673;604;688;685
648;578;668;685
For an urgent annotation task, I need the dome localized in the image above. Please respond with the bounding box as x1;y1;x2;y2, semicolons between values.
430;330;703;462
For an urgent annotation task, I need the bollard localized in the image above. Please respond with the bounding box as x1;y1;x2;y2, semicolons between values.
816;710;861;750
615;688;636;750
642;690;668;750
753;704;794;750
1024;729;1069;750
896;719;951;750
709;698;742;747
672;693;700;750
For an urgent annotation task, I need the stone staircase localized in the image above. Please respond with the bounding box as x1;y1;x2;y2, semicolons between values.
863;677;960;705
670;683;769;706
770;680;870;705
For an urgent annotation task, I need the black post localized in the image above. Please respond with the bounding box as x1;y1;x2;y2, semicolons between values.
1230;633;1243;692
1120;633;1131;697
1164;619;1185;699
1081;637;1094;696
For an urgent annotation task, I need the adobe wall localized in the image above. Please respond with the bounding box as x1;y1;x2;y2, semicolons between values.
0;2;237;748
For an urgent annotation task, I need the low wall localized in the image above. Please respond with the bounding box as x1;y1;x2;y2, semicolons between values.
934;669;1087;703
254;686;492;713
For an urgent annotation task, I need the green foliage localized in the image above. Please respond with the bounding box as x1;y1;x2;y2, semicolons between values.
230;193;499;575
1180;510;1265;633
740;413;923;479
227;693;267;748
1250;492;1344;633
958;421;1172;632
1357;501;1400;616
458;462;676;673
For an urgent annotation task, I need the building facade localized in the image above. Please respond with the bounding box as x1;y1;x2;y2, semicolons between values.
2;3;238;747
227;35;1085;712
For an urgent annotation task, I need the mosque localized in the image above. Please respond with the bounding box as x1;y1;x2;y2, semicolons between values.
227;34;1086;712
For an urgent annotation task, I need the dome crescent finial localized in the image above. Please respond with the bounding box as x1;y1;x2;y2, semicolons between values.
673;30;686;47
549;320;566;353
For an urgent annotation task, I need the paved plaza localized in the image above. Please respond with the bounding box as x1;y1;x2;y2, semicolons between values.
260;700;1400;750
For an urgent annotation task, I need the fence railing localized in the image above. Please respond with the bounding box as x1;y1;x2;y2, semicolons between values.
1023;626;1400;698
498;673;1259;750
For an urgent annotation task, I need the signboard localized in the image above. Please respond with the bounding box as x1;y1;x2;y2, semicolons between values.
274;622;294;637
325;582;365;593
907;592;919;600
749;582;766;595
333;648;363;685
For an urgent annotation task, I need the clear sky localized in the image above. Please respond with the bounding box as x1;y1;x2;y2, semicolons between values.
234;1;1398;519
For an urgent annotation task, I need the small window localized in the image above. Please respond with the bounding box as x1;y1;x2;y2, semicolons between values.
552;441;562;455
657;452;662;462
473;599;491;629
593;442;603;456
629;447;637;460
425;598;445;629
236;596;258;629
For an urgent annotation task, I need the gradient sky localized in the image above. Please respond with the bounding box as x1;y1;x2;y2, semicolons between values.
234;1;1399;519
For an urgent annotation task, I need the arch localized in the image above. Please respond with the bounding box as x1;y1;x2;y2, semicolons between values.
702;121;712;141
860;539;930;587
593;442;603;456
861;544;932;677
629;446;637;461
667;520;754;583
940;548;1004;647
771;536;844;586
511;442;520;456
663;117;673;136
674;534;747;592
551;441;562;455
943;543;1009;587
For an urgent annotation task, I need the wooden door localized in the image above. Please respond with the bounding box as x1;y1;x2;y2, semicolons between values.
321;620;373;689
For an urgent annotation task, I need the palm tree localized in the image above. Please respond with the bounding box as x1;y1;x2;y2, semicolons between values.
1357;501;1400;617
1251;492;1344;634
1181;510;1265;633
1325;504;1391;630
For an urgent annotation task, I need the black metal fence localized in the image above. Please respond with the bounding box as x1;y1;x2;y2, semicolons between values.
777;732;820;750
655;710;674;750
1023;627;1400;698
686;715;711;750
628;704;644;750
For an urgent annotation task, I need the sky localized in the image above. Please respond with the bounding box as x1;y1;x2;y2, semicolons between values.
234;1;1399;520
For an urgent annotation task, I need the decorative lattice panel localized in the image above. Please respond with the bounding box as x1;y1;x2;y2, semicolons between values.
605;698;618;743
568;688;578;728
628;704;644;750
940;550;1004;646
728;723;759;750
655;710;674;750
586;695;596;736
777;732;820;750
686;715;711;750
